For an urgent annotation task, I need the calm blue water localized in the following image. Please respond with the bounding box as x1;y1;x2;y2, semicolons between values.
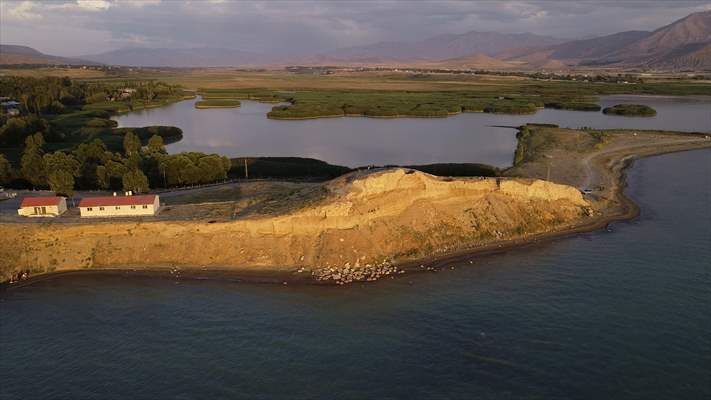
113;95;711;167
1;150;709;399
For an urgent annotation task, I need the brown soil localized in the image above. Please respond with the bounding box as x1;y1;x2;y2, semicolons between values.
1;169;592;284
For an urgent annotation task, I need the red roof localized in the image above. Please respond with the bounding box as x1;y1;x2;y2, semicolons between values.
78;195;157;208
20;196;64;208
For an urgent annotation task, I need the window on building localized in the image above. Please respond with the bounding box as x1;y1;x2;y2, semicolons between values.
131;205;136;209
115;206;121;210
99;207;104;211
87;207;93;211
142;205;148;209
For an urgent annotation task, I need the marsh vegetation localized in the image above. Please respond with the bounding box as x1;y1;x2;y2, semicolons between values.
195;99;241;109
602;104;657;116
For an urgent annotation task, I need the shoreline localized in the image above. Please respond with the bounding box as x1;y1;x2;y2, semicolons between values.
2;143;708;290
195;105;241;109
400;139;711;276
265;108;537;120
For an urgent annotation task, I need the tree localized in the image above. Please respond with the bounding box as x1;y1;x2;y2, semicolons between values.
105;159;128;179
95;165;109;190
0;154;12;184
47;170;75;198
73;139;108;165
0;116;49;146
42;151;80;196
24;131;45;149
43;151;80;177
123;152;143;170
20;133;46;187
197;155;229;183
122;169;149;193
142;135;167;187
73;139;110;189
123;131;141;156
146;134;165;155
97;159;129;190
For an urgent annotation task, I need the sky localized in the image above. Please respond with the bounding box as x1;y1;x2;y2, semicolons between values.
1;0;710;57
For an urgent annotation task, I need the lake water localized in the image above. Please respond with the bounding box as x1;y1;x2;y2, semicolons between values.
1;149;709;399
113;95;711;168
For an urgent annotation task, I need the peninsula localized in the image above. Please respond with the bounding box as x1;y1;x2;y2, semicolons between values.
1;126;709;285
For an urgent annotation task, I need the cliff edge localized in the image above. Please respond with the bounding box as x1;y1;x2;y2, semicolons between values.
0;169;590;284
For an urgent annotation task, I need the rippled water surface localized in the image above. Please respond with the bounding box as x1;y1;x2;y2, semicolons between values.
113;95;711;167
2;149;710;399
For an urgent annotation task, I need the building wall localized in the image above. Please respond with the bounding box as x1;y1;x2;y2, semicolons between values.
79;196;160;218
18;199;67;217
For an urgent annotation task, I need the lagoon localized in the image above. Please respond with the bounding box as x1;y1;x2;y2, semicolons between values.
113;95;711;168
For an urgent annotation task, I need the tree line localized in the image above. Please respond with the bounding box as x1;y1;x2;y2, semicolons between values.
1;76;186;149
0;76;181;116
0;76;229;196
0;132;231;197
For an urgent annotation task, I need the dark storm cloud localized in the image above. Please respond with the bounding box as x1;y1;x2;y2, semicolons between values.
1;0;709;56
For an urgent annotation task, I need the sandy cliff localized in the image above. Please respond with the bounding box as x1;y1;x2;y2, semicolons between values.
0;169;590;284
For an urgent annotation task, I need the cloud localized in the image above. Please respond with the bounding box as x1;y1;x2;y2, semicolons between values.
123;0;162;8
76;0;112;11
1;0;708;56
4;1;43;21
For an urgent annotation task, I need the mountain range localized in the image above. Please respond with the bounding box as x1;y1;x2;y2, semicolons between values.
1;10;709;70
504;10;711;69
0;45;98;66
317;31;565;62
79;47;276;67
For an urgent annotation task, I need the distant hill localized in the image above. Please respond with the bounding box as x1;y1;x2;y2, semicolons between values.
429;53;513;69
503;10;711;70
503;30;652;67
646;42;711;70
300;11;710;70
80;47;276;67
321;31;565;62
600;10;711;68
0;45;98;65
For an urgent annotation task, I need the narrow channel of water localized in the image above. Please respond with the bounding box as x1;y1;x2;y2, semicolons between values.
1;149;709;399
113;95;711;168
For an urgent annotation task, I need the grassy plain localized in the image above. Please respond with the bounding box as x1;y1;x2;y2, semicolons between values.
174;70;709;119
5;68;708;120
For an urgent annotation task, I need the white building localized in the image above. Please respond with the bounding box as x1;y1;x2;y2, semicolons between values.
78;194;160;218
18;196;67;217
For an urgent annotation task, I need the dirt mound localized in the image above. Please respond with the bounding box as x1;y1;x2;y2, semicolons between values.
0;169;591;284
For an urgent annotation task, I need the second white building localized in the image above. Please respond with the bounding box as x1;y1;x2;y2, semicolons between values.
78;194;160;217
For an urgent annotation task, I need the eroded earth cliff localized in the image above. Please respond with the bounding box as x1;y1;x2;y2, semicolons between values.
0;169;591;284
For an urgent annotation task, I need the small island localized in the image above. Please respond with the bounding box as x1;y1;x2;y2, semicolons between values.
195;99;241;109
602;104;657;116
544;102;601;111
